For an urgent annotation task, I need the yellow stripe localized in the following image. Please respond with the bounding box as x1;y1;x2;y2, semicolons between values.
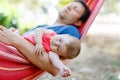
0;66;33;71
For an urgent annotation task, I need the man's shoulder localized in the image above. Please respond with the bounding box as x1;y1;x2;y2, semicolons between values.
55;25;78;30
36;24;49;28
62;25;78;31
54;25;81;39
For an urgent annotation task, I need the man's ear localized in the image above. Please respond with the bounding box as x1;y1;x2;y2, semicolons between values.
74;21;83;27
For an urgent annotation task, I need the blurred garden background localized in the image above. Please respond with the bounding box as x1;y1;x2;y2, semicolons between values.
0;0;120;80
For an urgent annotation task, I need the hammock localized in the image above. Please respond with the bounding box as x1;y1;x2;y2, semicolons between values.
79;0;105;42
0;0;104;80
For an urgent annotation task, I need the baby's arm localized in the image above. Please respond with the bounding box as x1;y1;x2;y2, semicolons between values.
34;28;45;55
34;28;54;55
49;51;71;77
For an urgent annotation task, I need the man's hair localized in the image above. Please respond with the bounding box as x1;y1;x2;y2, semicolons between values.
65;35;81;59
75;0;91;23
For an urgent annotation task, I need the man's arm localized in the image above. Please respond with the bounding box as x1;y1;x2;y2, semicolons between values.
14;36;59;76
0;26;66;76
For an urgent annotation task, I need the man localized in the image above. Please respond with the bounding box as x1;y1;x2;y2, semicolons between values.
0;0;90;79
25;0;90;39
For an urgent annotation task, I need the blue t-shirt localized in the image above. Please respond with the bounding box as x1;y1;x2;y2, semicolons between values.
24;25;81;39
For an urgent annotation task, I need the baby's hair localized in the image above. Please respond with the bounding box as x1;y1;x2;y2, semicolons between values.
65;35;81;59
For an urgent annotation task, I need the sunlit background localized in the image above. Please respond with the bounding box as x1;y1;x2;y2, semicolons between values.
0;0;120;80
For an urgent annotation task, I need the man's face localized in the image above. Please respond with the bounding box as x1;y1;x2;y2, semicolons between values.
58;2;85;24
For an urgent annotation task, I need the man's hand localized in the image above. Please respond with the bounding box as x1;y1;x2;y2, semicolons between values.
0;25;19;45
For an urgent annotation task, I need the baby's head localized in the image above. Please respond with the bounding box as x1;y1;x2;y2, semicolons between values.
50;34;81;59
63;34;81;59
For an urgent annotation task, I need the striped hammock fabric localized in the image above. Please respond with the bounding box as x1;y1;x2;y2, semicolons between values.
0;0;104;79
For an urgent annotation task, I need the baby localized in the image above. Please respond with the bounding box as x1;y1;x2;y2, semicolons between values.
16;28;81;77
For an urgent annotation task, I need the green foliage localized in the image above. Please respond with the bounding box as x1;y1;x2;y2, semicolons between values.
1;0;120;33
0;13;8;27
18;22;38;34
58;0;74;9
0;0;19;28
0;13;18;28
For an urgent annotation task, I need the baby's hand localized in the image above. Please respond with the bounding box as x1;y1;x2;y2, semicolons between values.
34;44;45;56
60;66;71;77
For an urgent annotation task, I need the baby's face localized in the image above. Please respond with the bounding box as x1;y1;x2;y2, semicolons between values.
50;34;70;57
